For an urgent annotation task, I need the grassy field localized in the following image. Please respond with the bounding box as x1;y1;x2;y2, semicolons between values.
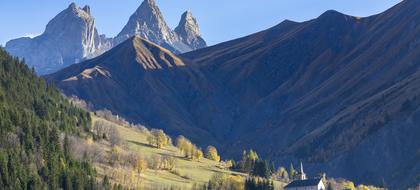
87;115;379;190
117;123;245;189
91;115;252;190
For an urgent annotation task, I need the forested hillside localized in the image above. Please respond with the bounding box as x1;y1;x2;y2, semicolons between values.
0;48;96;189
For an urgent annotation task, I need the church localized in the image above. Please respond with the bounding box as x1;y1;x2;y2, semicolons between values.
284;162;326;190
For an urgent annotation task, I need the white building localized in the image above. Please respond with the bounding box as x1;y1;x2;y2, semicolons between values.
284;162;325;190
284;178;325;190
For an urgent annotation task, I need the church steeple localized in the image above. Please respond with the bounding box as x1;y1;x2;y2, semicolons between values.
300;162;304;173
299;161;307;180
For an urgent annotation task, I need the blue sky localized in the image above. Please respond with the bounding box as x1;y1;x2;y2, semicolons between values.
0;0;401;46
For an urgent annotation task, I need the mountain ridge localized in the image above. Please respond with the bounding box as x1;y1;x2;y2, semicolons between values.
5;0;207;74
114;0;206;54
47;35;227;147
48;0;420;188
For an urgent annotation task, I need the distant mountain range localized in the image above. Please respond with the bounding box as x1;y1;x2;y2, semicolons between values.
47;0;419;188
5;0;206;74
114;0;206;53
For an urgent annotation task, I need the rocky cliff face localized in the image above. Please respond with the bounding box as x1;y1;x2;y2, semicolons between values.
114;0;206;54
114;0;176;50
5;3;112;74
175;11;207;50
5;0;206;74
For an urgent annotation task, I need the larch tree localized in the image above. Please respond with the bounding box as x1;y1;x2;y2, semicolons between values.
206;146;221;162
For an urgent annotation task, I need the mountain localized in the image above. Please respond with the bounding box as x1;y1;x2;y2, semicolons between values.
114;0;206;54
182;0;420;187
175;11;207;51
46;36;228;147
5;3;112;75
5;0;206;74
48;0;420;188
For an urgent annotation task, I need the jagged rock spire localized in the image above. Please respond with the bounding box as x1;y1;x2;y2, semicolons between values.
69;2;77;9
5;2;112;74
6;0;208;75
114;0;176;49
82;5;91;15
175;11;207;50
115;0;207;54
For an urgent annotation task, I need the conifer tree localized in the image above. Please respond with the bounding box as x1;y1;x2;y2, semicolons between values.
289;163;296;180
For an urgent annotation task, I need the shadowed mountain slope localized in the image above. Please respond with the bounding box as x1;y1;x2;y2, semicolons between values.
49;0;420;188
47;36;232;146
182;0;420;187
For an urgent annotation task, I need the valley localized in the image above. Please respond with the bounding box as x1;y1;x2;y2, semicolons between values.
1;0;419;189
46;0;420;188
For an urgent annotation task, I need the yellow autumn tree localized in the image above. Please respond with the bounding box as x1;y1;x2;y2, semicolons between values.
148;129;170;149
176;135;194;158
341;181;356;190
206;146;221;162
194;148;204;160
135;154;148;174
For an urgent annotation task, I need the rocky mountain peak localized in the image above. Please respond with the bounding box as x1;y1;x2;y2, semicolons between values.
82;5;91;15
115;0;174;45
177;11;201;37
143;0;157;7
136;0;161;17
68;2;77;9
64;2;91;18
115;0;206;54
5;2;112;74
44;3;93;36
316;10;355;24
6;0;206;74
174;10;206;50
43;3;102;53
